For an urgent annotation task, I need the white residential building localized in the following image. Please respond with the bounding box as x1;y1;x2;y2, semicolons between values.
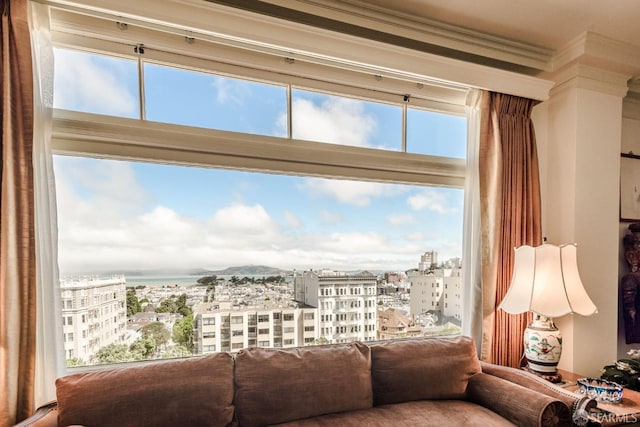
193;303;318;354
408;268;462;321
60;275;128;363
294;269;378;343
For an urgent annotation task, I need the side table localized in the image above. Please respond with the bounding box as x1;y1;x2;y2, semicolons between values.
558;369;640;426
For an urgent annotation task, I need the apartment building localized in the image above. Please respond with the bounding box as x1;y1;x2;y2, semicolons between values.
192;303;318;354
293;269;378;343
418;251;438;271
60;275;128;363
408;268;462;322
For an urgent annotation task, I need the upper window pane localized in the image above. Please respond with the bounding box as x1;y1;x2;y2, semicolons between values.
53;48;139;119
144;63;287;137
292;89;402;151
407;109;467;158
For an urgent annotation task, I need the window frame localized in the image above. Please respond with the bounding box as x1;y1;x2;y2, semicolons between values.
47;4;469;375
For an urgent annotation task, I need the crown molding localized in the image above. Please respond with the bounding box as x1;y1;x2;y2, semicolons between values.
545;32;640;99
252;0;554;71
548;64;629;98
623;96;640;120
626;79;640;104
553;32;640;78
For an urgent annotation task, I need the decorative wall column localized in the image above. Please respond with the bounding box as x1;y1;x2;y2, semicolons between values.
533;33;638;374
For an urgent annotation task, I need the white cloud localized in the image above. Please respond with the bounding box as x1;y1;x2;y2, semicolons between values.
406;231;425;241
407;188;458;214
289;97;377;148
137;207;197;240
213;77;252;105
387;214;416;225
209;203;279;237
317;232;388;253
62;159;151;213
300;178;401;207
53;49;137;117
54;158;459;275
320;209;343;225
283;210;302;228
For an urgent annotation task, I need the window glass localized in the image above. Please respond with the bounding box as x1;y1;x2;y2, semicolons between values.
291;89;402;151
52;41;467;370
53;48;139;119
407;108;467;158
53;155;463;366
144;63;287;136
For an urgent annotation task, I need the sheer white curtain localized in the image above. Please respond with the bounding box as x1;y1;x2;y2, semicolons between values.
29;1;63;407
462;89;483;354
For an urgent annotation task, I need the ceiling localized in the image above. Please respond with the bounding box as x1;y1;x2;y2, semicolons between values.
363;0;640;52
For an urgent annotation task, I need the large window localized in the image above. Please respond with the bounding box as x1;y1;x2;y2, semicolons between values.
50;14;467;369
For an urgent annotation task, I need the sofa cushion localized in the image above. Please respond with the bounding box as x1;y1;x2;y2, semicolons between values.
369;336;481;406
234;342;372;427
55;352;234;427
272;399;515;427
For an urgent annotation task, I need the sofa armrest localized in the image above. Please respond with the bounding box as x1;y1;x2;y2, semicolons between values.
13;402;58;427
481;362;579;408
467;373;571;427
480;361;597;420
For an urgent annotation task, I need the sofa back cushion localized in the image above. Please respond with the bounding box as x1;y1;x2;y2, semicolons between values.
56;352;234;427
234;342;372;427
370;336;481;406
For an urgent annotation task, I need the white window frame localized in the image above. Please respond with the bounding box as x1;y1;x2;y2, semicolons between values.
39;0;503;381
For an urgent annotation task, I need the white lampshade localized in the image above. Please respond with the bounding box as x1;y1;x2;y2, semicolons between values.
499;243;597;318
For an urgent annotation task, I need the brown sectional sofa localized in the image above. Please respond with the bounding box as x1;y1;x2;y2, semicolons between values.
17;336;587;427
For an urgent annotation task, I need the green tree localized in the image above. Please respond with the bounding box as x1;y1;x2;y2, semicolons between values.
126;288;141;316
197;275;217;286
155;297;177;313
313;337;329;345
129;337;156;358
173;314;194;352
205;283;215;302
66;357;84;367
162;345;191;359
176;293;192;317
141;322;170;348
94;343;135;364
155;304;171;313
154;293;192;316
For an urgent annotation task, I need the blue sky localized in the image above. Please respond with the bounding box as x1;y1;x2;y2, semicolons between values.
52;49;465;275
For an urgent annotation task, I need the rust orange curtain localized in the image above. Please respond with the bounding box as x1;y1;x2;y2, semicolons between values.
1;0;37;425
478;91;542;368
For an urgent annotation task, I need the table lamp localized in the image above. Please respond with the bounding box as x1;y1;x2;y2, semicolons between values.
499;243;597;382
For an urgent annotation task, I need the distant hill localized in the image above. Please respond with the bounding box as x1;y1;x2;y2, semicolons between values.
203;265;290;276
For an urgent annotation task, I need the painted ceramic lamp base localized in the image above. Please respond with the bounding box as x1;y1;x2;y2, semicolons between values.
524;314;563;382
